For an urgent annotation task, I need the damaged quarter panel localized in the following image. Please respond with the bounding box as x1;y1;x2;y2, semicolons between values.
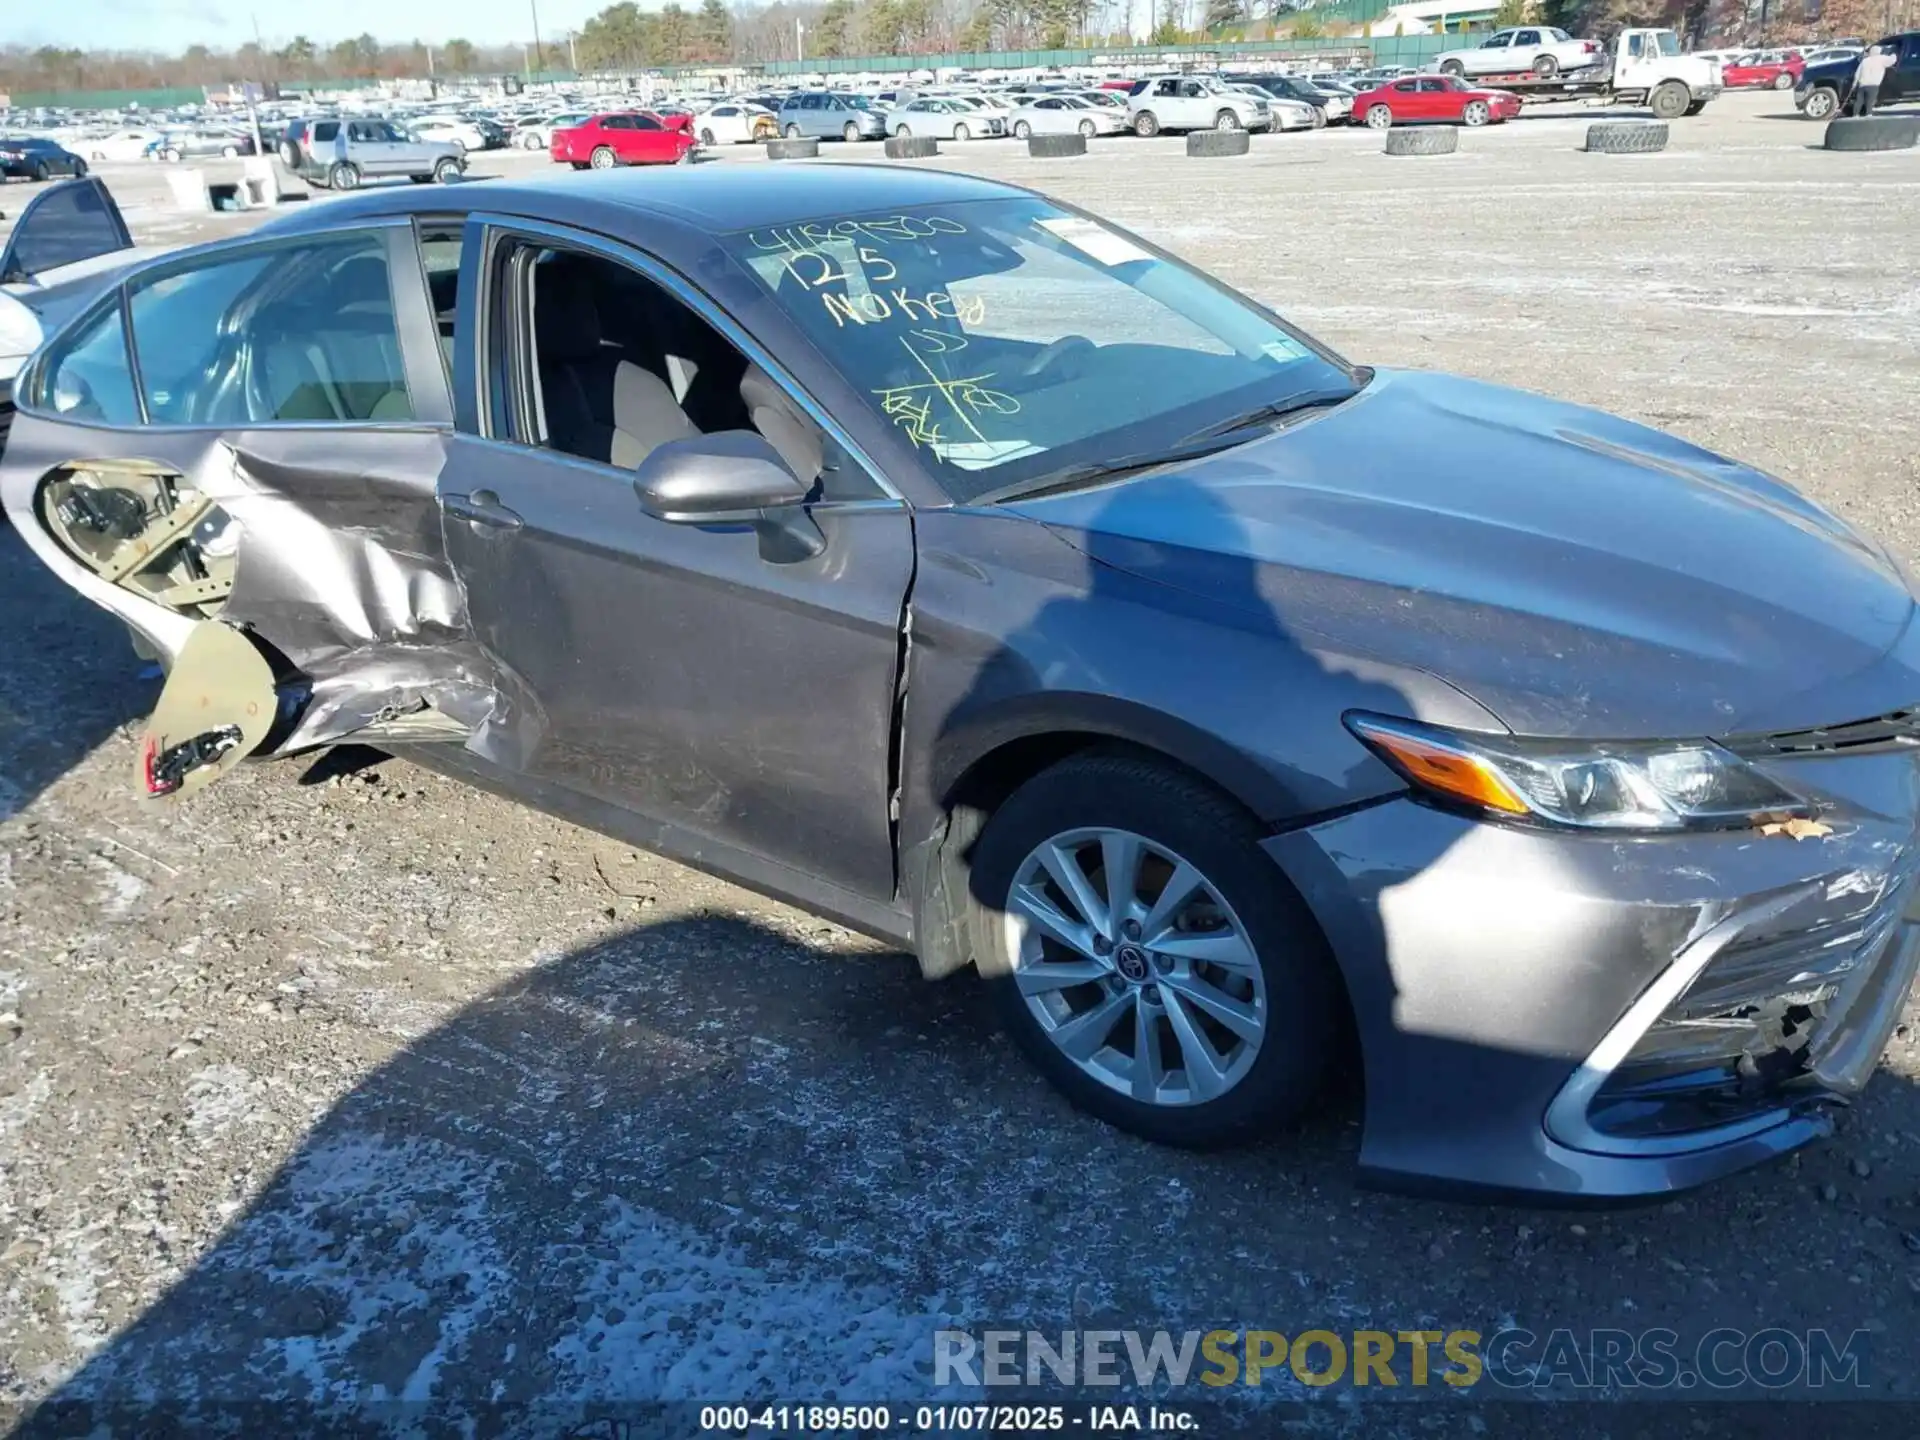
0;218;531;776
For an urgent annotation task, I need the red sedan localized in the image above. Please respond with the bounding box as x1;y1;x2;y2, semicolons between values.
551;112;697;169
1721;50;1804;90
1355;74;1523;128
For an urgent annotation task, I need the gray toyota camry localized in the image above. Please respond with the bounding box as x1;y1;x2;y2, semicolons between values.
4;168;1916;1201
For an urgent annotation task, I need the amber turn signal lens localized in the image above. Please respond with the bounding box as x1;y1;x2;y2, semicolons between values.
1349;719;1530;815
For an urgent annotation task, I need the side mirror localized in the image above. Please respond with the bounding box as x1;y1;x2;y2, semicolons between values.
633;430;824;563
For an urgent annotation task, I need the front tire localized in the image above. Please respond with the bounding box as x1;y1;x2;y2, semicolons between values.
1802;86;1839;120
1214;109;1241;131
785;123;802;138
970;753;1341;1149
700;127;715;145
433;156;462;184
1462;100;1490;127
71;159;87;177
1079;118;1097;137
1013;120;1032;139
1365;104;1393;129
1773;71;1795;90
844;122;861;142
952;122;970;141
1133;110;1160;137
1648;81;1690;121
1440;60;1465;77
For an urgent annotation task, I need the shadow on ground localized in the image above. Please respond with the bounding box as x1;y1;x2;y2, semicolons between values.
0;525;154;822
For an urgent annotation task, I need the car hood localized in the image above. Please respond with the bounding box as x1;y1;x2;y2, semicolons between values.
1010;368;1920;740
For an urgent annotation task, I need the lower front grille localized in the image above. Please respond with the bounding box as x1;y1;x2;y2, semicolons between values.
1589;870;1918;1141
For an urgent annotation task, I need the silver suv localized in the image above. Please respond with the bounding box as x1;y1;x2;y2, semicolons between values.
776;91;887;142
293;117;465;190
1126;76;1272;136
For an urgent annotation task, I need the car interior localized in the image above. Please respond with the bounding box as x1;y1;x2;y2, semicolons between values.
515;247;830;492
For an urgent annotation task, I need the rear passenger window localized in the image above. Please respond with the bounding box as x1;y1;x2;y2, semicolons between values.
37;300;141;426
313;121;339;142
127;231;414;426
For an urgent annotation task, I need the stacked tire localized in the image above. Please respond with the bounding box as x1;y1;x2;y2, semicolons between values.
1186;130;1250;157
1584;121;1669;154
1384;128;1458;156
1027;133;1087;158
1824;115;1920;151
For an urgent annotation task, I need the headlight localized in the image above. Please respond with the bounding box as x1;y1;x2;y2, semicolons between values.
1344;712;1812;832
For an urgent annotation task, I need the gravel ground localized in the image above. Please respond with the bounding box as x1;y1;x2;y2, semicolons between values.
3;92;1920;1435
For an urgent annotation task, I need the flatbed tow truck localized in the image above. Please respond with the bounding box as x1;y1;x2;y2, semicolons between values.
1441;28;1724;121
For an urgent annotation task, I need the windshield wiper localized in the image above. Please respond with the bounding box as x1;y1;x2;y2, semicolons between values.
971;382;1362;507
1177;383;1359;446
971;431;1261;506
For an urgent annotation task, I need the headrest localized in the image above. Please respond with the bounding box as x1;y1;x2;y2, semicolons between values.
533;261;603;360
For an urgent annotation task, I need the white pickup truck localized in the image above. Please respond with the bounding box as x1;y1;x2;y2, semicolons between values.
1432;27;1723;120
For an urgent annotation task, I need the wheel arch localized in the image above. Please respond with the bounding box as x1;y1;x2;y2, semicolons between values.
904;694;1322;984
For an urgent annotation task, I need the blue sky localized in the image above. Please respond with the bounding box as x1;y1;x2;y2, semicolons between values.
18;0;581;50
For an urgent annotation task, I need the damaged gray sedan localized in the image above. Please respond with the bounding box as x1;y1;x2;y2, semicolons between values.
5;170;1919;1201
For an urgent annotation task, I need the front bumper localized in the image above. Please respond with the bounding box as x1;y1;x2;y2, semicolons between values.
1269;739;1920;1201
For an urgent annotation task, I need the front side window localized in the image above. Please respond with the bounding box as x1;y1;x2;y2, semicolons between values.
725;199;1352;501
35;299;140;425
1484;30;1512;47
126;230;413;426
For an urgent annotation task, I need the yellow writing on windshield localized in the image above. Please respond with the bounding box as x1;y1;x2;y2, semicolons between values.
874;333;1021;451
823;287;985;329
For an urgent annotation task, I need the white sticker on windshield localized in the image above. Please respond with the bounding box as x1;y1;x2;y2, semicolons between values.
931;439;1047;470
1036;217;1153;268
1262;338;1312;362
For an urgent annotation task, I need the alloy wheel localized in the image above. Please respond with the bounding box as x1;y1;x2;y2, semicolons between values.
1003;827;1268;1106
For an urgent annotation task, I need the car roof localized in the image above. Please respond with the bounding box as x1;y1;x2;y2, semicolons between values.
257;162;1022;237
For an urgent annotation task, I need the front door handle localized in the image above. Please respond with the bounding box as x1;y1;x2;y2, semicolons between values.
444;489;523;531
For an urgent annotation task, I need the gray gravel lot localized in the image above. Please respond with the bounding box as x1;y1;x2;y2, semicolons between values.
3;91;1920;1434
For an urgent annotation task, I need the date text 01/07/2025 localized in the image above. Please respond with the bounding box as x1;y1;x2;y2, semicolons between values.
695;1402;1202;1432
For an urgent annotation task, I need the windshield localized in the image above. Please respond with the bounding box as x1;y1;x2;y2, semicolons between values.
841;94;873;109
724;198;1354;503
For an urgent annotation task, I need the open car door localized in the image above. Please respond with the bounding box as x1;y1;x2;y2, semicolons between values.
1;177;139;448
